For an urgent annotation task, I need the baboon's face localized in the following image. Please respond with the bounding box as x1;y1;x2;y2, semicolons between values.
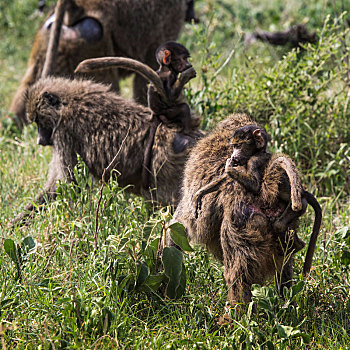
229;125;269;166
26;90;61;146
171;53;192;73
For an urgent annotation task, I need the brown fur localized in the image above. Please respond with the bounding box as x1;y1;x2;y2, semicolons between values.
170;113;321;305
261;154;303;210
12;76;200;224
75;54;201;188
9;0;187;129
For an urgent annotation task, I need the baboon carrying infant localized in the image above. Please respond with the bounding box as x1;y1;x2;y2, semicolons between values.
75;41;200;188
170;113;322;306
11;76;201;224
9;0;188;129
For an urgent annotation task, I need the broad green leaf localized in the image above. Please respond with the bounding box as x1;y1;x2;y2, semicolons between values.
162;247;183;299
340;250;350;266
136;261;149;287
168;222;194;252
300;333;311;343
143;274;166;291
175;263;186;298
291;280;305;297
4;239;19;265
276;324;288;339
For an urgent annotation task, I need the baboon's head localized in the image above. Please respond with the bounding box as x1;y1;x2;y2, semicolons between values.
156;41;192;73
25;84;62;146
229;125;270;166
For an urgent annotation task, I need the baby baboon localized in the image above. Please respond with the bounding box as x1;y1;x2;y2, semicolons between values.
148;41;197;135
9;0;187;129
11;76;200;224
170;114;322;305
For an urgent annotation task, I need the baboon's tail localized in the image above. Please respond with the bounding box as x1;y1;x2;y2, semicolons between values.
302;191;322;275
265;155;303;211
75;57;169;103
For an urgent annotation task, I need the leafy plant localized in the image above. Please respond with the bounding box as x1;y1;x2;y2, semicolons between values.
3;236;36;281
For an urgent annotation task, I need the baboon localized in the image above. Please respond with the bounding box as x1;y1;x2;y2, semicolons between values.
75;45;201;188
194;124;322;273
76;42;199;134
170;114;322;306
38;0;197;23
245;24;317;48
9;0;187;129
148;41;197;135
11;76;201;224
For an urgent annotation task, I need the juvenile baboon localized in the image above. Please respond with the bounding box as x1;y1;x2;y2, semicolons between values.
11;76;201;224
9;0;187;129
170;114;322;305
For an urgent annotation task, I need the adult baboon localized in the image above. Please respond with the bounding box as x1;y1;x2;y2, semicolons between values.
170;113;321;305
193;123;321;273
76;50;202;189
77;42;199;134
11;76;201;224
9;0;187;129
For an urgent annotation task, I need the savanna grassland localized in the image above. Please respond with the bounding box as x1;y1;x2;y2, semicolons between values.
0;0;349;348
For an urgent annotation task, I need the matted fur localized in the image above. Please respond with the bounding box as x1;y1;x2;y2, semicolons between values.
14;76;200;223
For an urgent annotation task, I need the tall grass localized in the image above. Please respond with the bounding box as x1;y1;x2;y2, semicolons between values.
0;0;349;348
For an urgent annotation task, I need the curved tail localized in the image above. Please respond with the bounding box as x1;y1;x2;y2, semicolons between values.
302;191;322;275
266;156;303;211
75;57;169;103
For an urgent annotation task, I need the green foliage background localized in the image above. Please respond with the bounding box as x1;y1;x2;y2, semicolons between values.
0;0;349;349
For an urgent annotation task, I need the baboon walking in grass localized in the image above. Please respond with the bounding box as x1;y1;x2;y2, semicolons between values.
169;113;321;307
11;76;201;224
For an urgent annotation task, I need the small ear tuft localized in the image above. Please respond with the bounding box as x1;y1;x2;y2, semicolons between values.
42;91;60;106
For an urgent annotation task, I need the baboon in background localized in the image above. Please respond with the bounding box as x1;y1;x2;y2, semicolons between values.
169;113;322;306
38;0;197;23
185;0;199;23
11;76;201;224
9;0;187;129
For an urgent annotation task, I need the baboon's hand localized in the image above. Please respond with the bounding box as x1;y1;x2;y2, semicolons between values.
180;67;197;82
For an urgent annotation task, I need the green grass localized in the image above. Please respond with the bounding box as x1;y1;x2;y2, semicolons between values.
1;0;350;349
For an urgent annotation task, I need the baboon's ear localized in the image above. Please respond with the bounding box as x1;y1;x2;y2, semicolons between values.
163;50;171;65
42;91;60;107
253;129;265;149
